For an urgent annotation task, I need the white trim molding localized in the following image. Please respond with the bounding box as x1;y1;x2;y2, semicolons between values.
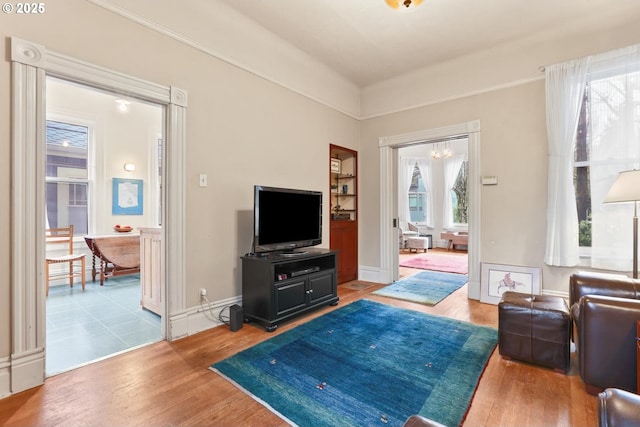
10;36;188;394
10;55;47;394
379;120;482;299
169;295;243;340
86;0;360;119
358;265;384;284
0;356;11;398
165;103;188;328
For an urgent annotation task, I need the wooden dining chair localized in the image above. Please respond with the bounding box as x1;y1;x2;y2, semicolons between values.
45;225;86;296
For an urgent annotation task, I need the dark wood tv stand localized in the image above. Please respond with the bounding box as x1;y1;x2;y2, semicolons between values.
241;248;339;332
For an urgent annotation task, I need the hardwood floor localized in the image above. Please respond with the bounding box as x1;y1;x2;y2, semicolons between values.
0;262;597;427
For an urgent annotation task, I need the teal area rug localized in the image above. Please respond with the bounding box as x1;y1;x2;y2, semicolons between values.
372;270;468;305
211;299;497;427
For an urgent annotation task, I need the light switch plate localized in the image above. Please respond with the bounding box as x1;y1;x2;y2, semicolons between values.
481;176;498;185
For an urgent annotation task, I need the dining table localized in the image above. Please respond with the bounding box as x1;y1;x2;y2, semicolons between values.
84;233;141;285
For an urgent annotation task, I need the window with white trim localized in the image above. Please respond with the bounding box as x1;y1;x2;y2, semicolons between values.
570;47;640;270
408;164;427;223
451;160;469;225
45;120;89;235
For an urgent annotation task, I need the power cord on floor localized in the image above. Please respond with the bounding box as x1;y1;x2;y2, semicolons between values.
217;304;230;326
200;294;233;327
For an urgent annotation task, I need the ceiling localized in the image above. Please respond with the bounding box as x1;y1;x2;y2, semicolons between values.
216;0;640;88
93;0;640;117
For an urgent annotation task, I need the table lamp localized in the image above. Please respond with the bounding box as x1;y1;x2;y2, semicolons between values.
604;169;640;278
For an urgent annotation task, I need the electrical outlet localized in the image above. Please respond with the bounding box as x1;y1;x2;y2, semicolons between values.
200;288;207;297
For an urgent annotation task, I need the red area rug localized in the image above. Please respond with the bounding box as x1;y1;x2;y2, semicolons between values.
400;252;468;274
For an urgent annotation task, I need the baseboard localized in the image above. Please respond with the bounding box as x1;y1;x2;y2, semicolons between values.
168;295;243;340
0;356;10;399
9;347;45;395
358;265;386;284
467;279;480;300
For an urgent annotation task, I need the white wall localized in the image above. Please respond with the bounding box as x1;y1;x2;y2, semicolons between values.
0;0;359;362
360;81;569;292
89;0;361;118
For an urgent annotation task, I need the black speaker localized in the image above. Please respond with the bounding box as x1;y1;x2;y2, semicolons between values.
229;304;244;332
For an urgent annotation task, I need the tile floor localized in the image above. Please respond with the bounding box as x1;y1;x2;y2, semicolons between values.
45;273;162;376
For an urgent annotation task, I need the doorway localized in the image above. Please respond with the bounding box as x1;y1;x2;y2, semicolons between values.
10;36;188;394
44;77;164;376
397;139;469;280
379;120;481;300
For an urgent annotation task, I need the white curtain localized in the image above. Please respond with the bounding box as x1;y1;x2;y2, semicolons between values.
544;58;588;266
589;45;640;271
399;156;416;228
415;157;434;228
443;155;464;229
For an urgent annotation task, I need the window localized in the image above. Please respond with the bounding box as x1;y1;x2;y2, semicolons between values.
545;44;640;270
408;164;427;223
451;161;469;224
46;120;89;234
574;63;640;266
399;156;433;228
443;156;468;228
574;88;591;247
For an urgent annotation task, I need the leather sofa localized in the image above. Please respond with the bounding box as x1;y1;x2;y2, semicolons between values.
598;388;640;427
570;272;640;394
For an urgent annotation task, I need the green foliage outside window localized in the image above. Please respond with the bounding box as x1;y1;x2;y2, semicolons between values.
579;215;592;247
452;161;468;224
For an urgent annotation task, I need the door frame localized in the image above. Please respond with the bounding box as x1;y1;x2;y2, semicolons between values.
378;120;481;299
9;37;187;393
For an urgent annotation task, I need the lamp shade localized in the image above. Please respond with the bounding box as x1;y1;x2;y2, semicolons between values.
604;169;640;203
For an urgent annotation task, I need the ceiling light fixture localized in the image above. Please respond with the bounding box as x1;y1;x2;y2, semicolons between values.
123;163;136;172
431;142;454;160
431;144;441;160
115;98;131;112
443;142;453;159
385;0;424;10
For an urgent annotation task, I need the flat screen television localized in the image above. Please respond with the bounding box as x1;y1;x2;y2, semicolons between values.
253;185;322;255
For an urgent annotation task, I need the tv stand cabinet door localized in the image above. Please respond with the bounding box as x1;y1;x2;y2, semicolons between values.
275;279;307;318
308;271;336;305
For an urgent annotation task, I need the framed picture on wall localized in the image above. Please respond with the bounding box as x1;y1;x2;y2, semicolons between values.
112;178;143;215
330;158;341;173
480;262;541;305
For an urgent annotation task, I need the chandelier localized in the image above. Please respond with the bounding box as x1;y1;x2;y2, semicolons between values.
431;142;453;160
385;0;424;10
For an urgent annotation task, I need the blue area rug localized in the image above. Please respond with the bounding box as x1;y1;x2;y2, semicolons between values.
211;299;497;427
372;270;468;305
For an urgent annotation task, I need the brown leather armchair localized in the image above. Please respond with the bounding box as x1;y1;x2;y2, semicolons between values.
598;388;640;427
570;272;640;395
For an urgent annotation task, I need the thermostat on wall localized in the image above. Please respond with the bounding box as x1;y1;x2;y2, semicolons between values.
481;176;498;185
